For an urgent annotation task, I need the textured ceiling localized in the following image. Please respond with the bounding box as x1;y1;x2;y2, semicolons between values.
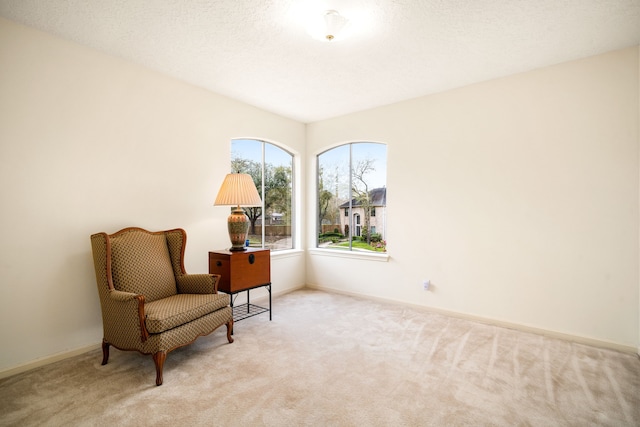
1;0;639;123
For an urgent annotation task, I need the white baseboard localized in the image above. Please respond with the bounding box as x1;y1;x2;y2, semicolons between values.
237;284;305;303
0;343;101;381
306;284;638;355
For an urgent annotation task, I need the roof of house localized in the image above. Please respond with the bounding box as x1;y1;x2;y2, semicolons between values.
339;187;387;209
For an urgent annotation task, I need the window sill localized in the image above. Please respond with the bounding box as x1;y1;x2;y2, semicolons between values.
270;248;304;260
308;248;390;262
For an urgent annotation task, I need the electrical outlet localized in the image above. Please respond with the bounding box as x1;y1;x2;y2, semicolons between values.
423;279;431;291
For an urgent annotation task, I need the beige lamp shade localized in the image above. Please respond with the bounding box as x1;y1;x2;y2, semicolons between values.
214;173;262;207
214;173;262;251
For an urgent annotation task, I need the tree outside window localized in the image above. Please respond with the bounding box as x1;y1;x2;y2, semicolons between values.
317;142;387;252
231;139;293;251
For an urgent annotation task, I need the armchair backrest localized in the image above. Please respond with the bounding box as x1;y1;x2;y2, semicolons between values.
105;228;178;302
164;228;188;279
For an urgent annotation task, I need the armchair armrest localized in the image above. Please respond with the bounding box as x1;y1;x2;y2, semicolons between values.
108;289;140;302
177;274;220;294
106;289;149;342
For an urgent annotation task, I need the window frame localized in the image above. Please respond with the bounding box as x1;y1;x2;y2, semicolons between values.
315;141;388;255
231;138;295;252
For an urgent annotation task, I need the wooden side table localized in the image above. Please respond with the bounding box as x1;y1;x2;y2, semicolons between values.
208;248;271;324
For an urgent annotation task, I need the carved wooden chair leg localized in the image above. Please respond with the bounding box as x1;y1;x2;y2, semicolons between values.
101;340;110;365
153;351;166;386
226;320;234;343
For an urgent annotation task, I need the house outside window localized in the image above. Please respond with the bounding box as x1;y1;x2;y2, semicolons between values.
340;187;386;240
231;138;293;251
317;142;387;252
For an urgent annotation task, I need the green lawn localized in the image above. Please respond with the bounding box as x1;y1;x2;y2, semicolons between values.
334;240;385;252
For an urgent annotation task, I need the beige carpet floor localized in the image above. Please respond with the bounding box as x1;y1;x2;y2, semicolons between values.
0;289;639;426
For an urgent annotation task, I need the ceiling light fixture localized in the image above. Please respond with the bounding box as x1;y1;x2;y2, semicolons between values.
323;10;348;41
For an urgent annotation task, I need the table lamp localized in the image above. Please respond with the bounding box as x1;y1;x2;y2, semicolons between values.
214;172;262;251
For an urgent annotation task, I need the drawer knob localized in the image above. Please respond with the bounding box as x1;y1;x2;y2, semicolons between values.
248;254;255;264
216;261;222;267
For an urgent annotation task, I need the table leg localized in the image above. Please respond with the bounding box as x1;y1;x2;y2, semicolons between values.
269;284;272;321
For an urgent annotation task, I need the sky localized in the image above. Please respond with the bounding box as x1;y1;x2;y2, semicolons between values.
318;142;387;193
232;138;293;168
232;138;387;198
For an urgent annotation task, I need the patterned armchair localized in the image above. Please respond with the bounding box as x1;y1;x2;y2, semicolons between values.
90;227;233;386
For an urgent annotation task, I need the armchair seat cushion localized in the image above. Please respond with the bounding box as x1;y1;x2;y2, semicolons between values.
144;293;230;334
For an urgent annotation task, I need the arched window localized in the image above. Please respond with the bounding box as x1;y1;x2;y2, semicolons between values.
317;142;387;252
231;138;294;251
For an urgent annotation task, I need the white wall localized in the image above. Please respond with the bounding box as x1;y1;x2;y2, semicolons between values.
306;47;640;351
0;18;306;373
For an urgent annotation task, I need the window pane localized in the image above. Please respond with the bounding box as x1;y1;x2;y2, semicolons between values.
264;143;293;250
351;143;387;249
231;139;264;248
318;144;350;238
231;139;294;251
